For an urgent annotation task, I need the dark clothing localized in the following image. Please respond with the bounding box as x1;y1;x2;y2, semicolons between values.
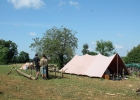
35;67;40;72
33;56;40;72
46;64;49;79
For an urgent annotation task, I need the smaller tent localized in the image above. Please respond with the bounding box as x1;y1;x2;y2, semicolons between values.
20;62;30;70
61;54;129;78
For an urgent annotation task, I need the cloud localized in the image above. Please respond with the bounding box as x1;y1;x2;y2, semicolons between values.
0;22;19;27
91;41;96;45
69;1;80;9
114;45;123;49
0;22;51;27
118;34;123;37
87;48;92;51
7;0;45;9
29;32;36;36
58;1;66;6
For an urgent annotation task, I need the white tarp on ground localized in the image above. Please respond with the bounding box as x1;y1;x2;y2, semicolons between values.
61;54;129;78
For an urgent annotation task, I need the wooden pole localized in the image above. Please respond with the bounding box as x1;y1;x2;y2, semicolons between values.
61;69;64;78
115;54;119;80
61;68;68;78
16;69;35;80
54;67;56;77
13;67;36;80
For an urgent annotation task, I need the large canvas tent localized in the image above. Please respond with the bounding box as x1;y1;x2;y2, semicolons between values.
61;54;129;78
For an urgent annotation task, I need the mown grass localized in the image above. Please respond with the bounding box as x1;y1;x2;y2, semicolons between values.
0;64;140;100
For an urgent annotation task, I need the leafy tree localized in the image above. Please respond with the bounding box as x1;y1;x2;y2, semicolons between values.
0;39;18;64
82;43;97;55
18;51;29;63
11;55;18;64
124;45;140;64
82;43;89;55
29;58;33;62
95;40;116;56
121;56;126;63
30;26;78;68
87;51;98;55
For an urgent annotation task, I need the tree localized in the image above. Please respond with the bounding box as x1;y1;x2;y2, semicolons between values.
124;45;140;64
87;51;98;55
0;39;18;64
95;40;116;56
121;56;126;63
82;43;89;55
18;51;29;63
30;26;78;68
82;43;97;55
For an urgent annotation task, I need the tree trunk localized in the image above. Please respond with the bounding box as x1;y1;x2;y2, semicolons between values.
59;54;63;69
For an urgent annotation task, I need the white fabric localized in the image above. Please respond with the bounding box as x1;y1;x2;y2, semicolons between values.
20;62;30;70
61;54;127;78
83;54;115;77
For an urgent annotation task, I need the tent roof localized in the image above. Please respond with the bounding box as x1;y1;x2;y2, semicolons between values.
61;54;129;78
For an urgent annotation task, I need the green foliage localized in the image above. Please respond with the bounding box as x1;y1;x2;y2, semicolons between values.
87;51;98;55
82;43;89;55
29;58;33;62
0;39;18;64
82;43;97;55
30;26;78;69
82;40;115;56
18;51;29;63
124;45;140;63
133;71;137;75
121;56;125;63
95;40;116;56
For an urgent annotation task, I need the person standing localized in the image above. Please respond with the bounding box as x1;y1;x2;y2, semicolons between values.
45;56;49;79
33;53;40;79
40;54;48;79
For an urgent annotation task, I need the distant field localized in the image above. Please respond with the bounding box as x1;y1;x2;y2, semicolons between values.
0;65;140;100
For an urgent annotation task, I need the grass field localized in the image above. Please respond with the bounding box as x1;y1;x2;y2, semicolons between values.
0;64;140;100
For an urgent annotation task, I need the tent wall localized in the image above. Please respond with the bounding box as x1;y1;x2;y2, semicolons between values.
107;54;129;75
61;54;130;78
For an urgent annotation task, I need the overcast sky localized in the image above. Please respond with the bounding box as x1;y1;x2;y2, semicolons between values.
0;0;140;58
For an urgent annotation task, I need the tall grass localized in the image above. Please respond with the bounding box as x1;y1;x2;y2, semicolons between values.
0;65;140;100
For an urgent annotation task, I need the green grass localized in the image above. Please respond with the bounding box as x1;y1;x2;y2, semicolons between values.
0;65;140;100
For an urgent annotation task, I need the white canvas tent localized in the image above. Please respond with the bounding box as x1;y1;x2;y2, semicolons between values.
20;62;30;70
61;54;129;78
20;62;33;70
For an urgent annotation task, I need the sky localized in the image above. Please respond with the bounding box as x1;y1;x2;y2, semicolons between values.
0;0;140;58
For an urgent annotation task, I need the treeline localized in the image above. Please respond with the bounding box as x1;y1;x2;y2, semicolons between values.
81;41;140;64
82;40;116;56
124;45;140;64
0;39;30;65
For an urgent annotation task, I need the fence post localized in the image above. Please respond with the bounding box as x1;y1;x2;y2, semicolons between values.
61;69;64;78
54;66;56;77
